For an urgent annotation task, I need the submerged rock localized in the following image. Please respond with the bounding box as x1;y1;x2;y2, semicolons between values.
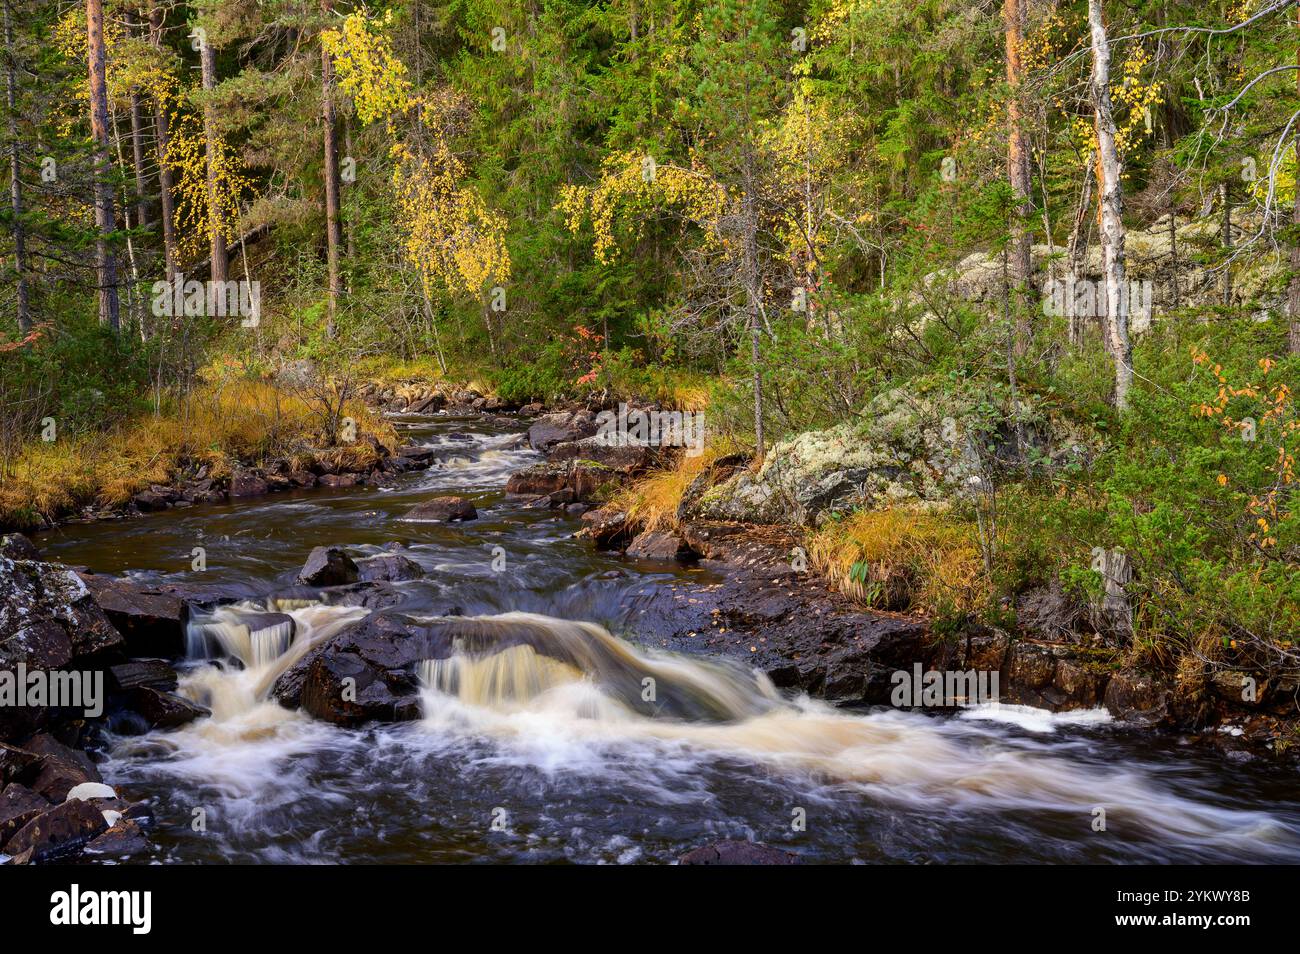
678;840;802;865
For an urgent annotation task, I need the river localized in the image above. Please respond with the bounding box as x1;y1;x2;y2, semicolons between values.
35;412;1300;864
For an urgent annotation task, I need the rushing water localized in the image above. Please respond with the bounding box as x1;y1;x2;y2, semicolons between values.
36;413;1300;864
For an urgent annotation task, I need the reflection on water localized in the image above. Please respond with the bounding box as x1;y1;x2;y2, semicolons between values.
38;413;1300;864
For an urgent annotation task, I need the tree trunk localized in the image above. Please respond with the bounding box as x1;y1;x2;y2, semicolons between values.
1066;156;1094;347
1003;0;1033;353
3;0;29;333
86;0;120;331
200;37;227;284
149;8;178;284
1220;180;1232;305
126;12;148;234
1088;0;1132;411
320;0;342;340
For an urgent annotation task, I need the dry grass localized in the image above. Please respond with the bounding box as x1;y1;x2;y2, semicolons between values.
807;508;989;616
607;440;739;534
0;378;392;529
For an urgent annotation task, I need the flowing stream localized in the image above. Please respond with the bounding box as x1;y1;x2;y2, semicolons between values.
37;412;1300;864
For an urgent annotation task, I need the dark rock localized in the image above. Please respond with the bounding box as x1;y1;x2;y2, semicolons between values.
24;734;101;802
565;503;592;517
3;797;107;862
407;393;446;414
506;461;615;500
288;470;318;488
401;496;477;523
1104;672;1174;727
131;489;172;511
229;472;270;497
1;558;123;740
577;508;633;549
0;783;48;847
0;742;39;786
1;558;123;665
298;546;360;586
356;554;424;583
84;818;149;859
678;840;802;865
78;574;187;658
519;402;545;416
548;436;659;474
319;474;358;488
121;687;210;729
527;411;599;452
626;530;693;562
396;446;436;464
107;659;179;693
0;534;41;561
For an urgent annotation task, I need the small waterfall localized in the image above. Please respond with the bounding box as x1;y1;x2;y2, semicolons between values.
418;645;584;706
186;603;297;669
415;612;782;722
178;601;371;723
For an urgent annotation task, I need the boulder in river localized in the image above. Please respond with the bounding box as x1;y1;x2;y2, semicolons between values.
505;461;616;500
77;573;187;658
298;546;360;586
356;554;424;583
401;496;477;523
527;410;599;452
120;687;210;729
547;435;659;474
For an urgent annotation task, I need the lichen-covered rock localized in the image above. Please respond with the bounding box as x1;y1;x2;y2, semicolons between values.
683;386;1093;526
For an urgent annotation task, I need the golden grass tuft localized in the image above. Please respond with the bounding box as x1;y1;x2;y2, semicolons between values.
807;508;989;616
607;439;738;534
0;379;393;529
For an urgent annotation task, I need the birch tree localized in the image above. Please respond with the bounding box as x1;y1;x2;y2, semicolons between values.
1087;0;1132;411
